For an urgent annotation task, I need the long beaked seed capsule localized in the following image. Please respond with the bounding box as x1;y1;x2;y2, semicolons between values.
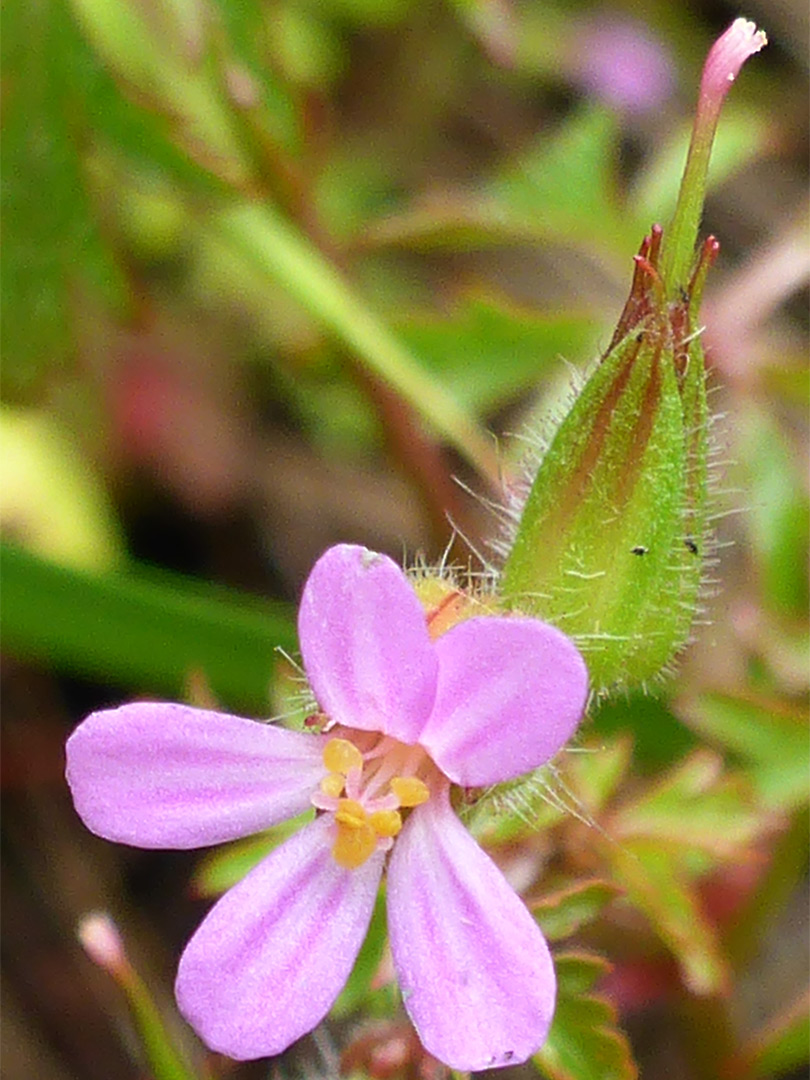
498;21;765;693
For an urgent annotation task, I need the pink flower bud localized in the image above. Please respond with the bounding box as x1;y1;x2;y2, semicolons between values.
77;910;127;975
700;18;767;114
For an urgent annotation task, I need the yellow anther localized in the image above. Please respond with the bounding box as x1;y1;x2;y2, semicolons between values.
334;798;367;829
333;821;377;869
323;738;364;774
369;809;402;839
390;776;430;807
320;772;345;799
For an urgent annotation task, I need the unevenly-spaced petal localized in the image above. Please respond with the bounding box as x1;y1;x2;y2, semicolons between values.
298;545;437;743
176;815;383;1060
419;616;587;786
66;703;327;849
387;790;556;1071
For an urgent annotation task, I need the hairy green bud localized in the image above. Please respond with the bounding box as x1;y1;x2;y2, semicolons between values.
499;18;766;693
501;229;717;691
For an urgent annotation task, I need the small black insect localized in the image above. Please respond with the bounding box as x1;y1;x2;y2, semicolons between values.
631;545;648;556
684;537;699;555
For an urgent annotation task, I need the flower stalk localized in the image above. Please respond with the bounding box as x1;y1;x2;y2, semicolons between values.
78;912;199;1080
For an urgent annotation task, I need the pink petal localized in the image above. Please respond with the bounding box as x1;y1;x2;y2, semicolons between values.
419;616;587;786
66;703;327;849
387;790;556;1071
176;815;383;1060
298;545;437;743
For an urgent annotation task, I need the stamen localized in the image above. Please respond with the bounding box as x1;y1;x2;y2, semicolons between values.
334;798;367;828
319;772;345;798
390;776;430;807
333;822;377;869
323;737;364;774
369;809;402;838
316;733;434;869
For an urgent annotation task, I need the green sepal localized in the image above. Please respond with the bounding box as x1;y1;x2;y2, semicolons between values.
501;320;686;691
501;230;716;692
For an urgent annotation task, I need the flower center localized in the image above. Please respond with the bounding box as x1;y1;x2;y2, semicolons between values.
311;732;434;869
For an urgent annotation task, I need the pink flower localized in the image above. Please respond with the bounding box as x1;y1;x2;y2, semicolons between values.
66;544;588;1071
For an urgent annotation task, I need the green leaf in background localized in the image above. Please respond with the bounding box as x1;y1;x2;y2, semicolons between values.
554;951;612;996
209;0;303;149
740;408;810;619
1;0;126;395
532;881;621;943
68;0;249;186
0;407;124;572
360;106;626;261
399;297;600;414
0;542;295;712
535;952;637;1080
192;812;314;898
609;839;727;996
489;105;624;252
213;201;501;484
608;750;767;858
728;988;810;1079
565;738;633;816
590;692;697;772
677;692;810;812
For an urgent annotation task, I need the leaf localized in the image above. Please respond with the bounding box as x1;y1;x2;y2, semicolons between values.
360;107;626;261
729;988;810;1079
608;750;767;858
359;191;579;253
213;201;501;485
209;0;302;152
678;692;809;811
535;952;637;1080
590;692;697;772
489;104;624;249
741;408;810;618
192;813;314;897
564;738;633;815
398;296;601;413
0;542;295;712
69;0;249;185
0;407;124;572
554;951;613;996
1;0;126;394
608;839;728;996
532;881;621;942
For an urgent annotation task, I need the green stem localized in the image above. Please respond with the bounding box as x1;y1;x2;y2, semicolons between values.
659;112;718;297
120;965;201;1080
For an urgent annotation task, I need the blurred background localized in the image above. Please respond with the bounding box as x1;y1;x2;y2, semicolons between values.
1;0;808;1078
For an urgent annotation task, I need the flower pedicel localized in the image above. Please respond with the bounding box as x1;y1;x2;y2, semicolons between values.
66;544;588;1071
